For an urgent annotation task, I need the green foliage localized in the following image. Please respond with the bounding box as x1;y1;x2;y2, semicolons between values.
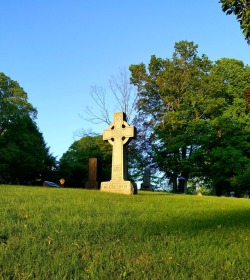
220;0;250;44
1;185;250;279
0;72;37;136
130;42;250;195
197;58;250;195
0;73;56;185
230;163;250;196
58;135;112;188
0;116;56;185
130;41;213;188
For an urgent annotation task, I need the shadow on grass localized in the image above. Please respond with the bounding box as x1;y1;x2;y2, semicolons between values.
134;208;250;239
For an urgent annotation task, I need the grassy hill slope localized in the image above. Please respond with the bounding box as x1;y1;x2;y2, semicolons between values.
0;185;250;279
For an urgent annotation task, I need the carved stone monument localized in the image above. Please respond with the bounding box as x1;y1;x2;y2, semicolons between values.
100;112;135;195
140;167;152;191
85;158;99;189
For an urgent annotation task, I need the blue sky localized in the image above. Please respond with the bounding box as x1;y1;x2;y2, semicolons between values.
1;1;249;159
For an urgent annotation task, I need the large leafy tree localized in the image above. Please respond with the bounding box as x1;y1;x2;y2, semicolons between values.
130;41;213;191
0;73;56;185
58;135;112;188
196;58;250;195
0;72;36;135
0;116;56;184
220;0;250;44
130;41;250;195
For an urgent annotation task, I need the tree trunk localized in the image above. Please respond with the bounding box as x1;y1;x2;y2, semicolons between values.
172;173;178;193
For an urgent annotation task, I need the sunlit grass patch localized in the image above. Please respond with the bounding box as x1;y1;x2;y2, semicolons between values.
0;185;250;279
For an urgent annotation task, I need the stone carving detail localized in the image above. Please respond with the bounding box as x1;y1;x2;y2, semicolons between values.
101;112;135;195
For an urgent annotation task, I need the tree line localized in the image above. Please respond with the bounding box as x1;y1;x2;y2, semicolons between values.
0;73;112;187
1;39;250;196
129;41;250;196
0;73;56;185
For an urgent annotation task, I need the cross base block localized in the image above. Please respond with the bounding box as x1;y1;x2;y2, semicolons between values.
101;180;134;195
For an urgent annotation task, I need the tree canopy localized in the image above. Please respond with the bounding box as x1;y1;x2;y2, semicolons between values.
220;0;250;44
0;73;56;185
0;72;37;136
130;41;250;196
58;135;112;188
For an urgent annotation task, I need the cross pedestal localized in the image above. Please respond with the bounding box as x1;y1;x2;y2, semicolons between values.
100;112;135;195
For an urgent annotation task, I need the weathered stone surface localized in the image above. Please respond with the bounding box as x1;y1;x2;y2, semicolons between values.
101;181;134;195
177;176;186;193
85;158;99;189
100;112;135;195
140;167;152;191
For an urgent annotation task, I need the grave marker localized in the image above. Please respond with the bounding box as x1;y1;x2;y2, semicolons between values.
85;158;99;189
101;112;135;195
177;175;186;193
140;167;152;191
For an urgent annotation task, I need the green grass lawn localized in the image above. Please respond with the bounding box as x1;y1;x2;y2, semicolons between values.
0;185;250;280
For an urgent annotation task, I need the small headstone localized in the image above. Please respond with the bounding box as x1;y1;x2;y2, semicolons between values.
230;191;235;197
85;158;99;189
140;167;152;191
132;180;138;194
177;176;186;193
100;112;135;195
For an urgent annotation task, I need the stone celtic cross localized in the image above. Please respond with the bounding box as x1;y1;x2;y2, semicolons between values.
101;112;135;194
